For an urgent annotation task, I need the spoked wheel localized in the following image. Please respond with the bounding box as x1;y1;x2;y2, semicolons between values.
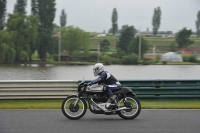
62;95;87;120
118;95;141;119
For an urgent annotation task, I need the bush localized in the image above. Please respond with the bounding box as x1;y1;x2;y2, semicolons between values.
182;54;197;63
101;54;122;65
20;51;28;61
88;53;98;62
122;54;138;64
116;48;125;59
188;54;197;63
103;56;112;65
110;58;122;64
5;47;16;63
182;55;189;62
53;54;58;61
142;58;152;65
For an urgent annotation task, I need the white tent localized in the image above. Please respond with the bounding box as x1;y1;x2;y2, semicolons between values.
160;52;183;62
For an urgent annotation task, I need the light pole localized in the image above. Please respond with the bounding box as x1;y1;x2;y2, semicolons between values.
136;32;142;60
139;32;141;60
58;32;61;62
153;45;156;63
98;43;100;62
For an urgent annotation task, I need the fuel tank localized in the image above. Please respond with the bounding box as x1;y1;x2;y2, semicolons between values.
86;84;104;92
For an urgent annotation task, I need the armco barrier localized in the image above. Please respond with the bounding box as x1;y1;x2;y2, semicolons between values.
0;80;78;99
0;80;200;99
120;80;200;98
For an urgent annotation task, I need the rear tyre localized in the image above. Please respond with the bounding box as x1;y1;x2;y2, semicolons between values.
62;95;87;120
117;95;141;119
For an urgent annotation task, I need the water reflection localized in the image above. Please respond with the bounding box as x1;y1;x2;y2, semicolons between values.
0;64;200;80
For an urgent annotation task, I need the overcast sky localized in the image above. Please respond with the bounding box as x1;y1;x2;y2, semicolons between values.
6;0;200;33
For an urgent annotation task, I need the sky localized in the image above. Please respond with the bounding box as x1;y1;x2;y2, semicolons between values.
6;0;200;33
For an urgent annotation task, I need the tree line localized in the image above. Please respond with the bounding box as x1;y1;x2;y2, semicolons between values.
110;7;200;37
111;7;197;50
0;0;199;64
0;0;55;63
0;0;69;63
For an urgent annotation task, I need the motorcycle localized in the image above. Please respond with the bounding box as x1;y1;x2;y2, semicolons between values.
61;80;141;120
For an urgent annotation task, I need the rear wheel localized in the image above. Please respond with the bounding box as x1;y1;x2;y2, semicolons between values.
62;95;87;120
117;95;141;119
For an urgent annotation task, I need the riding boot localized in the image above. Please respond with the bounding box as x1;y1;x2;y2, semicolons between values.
106;96;117;110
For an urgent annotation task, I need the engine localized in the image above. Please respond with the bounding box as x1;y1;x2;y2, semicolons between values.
92;94;108;103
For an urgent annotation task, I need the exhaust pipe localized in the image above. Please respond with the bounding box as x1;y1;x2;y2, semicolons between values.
116;107;129;111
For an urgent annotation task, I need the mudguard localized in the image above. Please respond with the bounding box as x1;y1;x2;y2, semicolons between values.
113;87;136;96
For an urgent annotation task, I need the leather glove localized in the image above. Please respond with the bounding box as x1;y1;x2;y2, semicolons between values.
87;82;92;86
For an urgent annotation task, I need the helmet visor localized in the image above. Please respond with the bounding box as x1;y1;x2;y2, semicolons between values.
93;68;99;76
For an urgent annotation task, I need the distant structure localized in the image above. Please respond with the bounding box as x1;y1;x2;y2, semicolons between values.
160;52;183;62
137;31;173;37
97;34;106;37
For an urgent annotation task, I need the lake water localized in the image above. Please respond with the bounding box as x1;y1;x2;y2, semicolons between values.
0;64;200;80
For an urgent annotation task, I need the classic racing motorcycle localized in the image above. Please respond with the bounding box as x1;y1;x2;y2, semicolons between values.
61;80;141;120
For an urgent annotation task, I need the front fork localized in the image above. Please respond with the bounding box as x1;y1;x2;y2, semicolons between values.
73;90;85;107
73;95;80;107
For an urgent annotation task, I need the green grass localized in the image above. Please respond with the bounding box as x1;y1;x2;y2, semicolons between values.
155;62;199;65
0;100;62;109
141;99;200;109
0;99;200;109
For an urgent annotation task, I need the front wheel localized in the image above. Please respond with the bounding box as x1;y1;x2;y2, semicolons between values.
62;95;87;120
118;95;141;120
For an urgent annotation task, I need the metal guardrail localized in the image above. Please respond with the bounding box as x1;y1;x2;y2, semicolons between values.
0;80;78;99
0;80;200;99
120;80;200;98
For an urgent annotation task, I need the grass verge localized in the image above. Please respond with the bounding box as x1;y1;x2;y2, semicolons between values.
0;99;200;109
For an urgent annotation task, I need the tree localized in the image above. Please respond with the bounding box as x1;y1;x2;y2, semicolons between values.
100;39;110;52
0;30;16;63
7;13;28;61
30;0;39;61
6;13;39;62
31;0;38;15
60;9;67;27
119;25;128;32
108;25;118;34
37;0;56;60
0;0;6;30
196;11;200;37
176;28;194;48
128;36;149;58
117;26;136;53
54;26;90;56
53;23;60;29
111;8;118;36
27;15;39;60
152;7;161;36
14;0;27;14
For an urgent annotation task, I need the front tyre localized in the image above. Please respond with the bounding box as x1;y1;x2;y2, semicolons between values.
62;95;87;120
118;95;141;120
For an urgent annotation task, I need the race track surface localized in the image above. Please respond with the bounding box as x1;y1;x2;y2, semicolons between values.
0;109;200;133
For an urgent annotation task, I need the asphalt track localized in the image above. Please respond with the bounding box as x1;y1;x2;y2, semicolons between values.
0;109;200;133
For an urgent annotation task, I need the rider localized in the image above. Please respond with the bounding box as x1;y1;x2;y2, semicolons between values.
88;63;121;108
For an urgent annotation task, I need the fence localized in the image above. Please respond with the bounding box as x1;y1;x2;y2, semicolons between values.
120;80;200;98
0;80;200;99
0;80;77;99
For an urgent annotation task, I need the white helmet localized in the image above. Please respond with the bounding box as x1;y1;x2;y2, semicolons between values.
93;63;104;77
